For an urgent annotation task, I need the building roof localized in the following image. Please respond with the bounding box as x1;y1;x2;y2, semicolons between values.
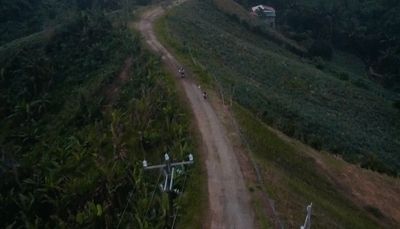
251;5;275;13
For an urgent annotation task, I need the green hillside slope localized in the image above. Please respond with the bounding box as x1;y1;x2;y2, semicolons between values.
0;0;149;46
0;11;200;228
234;105;382;228
240;0;400;89
158;0;400;175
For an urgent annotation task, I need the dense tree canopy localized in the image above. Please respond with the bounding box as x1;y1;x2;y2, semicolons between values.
0;0;149;45
0;1;193;227
235;0;400;90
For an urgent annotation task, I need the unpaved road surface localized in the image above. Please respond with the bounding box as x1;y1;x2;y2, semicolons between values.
136;6;255;229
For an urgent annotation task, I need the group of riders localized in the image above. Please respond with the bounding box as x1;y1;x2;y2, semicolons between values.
178;66;207;100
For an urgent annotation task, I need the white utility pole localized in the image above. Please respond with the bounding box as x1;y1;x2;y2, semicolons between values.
142;153;194;228
300;202;312;229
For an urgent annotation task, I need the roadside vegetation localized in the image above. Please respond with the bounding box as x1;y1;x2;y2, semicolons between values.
0;1;200;228
156;0;400;227
157;0;400;176
234;105;382;228
238;0;400;91
0;0;149;46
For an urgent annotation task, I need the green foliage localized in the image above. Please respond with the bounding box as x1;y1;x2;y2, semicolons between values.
250;0;400;88
234;105;381;228
218;2;307;57
360;153;394;174
0;0;73;45
337;72;350;81
308;39;333;60
160;0;400;175
393;100;400;110
311;56;325;70
0;11;195;228
233;0;400;88
0;0;150;46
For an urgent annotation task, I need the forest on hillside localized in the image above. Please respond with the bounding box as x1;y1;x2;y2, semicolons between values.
235;0;400;90
0;0;196;228
161;0;400;176
0;0;149;45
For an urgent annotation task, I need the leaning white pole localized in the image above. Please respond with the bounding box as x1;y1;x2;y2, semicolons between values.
169;168;175;191
301;202;312;229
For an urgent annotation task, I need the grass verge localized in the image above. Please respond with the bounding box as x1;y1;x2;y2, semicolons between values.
155;0;400;176
233;104;382;228
154;1;400;228
154;8;213;87
151;15;209;228
162;70;209;229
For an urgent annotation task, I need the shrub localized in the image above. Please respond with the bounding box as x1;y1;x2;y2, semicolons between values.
0;13;194;228
393;100;400;110
308;39;333;60
307;135;323;150
227;13;240;23
250;25;263;35
338;72;350;81
240;19;251;30
288;32;309;42
161;0;400;176
364;205;385;219
351;79;370;90
312;56;325;70
360;153;395;175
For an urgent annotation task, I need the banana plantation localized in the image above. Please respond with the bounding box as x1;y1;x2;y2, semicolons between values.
0;10;194;228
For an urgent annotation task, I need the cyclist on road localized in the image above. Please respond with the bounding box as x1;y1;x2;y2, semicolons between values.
203;91;208;100
178;67;185;78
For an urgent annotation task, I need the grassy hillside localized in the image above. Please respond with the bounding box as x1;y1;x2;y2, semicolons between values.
234;105;382;228
0;0;149;46
0;10;200;228
157;0;400;175
0;0;81;45
239;0;400;89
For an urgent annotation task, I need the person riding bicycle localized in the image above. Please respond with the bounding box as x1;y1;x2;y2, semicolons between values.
178;67;185;78
203;91;208;100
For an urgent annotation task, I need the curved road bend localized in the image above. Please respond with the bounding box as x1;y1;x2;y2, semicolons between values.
136;6;255;229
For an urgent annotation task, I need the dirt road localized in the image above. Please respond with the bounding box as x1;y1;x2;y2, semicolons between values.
136;6;255;229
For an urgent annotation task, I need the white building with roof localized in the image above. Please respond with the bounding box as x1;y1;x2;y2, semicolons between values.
250;5;276;28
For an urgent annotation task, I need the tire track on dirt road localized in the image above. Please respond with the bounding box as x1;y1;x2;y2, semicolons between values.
136;5;255;229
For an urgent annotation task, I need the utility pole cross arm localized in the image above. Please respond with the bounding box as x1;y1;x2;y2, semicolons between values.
171;161;194;166
143;164;167;170
142;153;194;228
